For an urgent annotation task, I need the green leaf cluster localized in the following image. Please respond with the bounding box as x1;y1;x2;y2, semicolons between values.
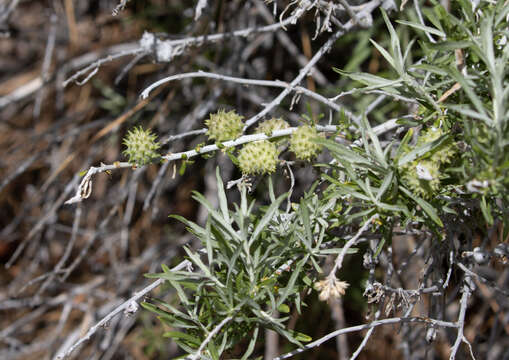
334;0;509;228
143;1;509;357
143;169;359;358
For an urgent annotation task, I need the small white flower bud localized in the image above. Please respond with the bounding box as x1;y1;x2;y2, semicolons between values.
472;247;491;265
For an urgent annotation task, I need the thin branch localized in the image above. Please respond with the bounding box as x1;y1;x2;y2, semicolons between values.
329;214;378;276
0;77;43;109
64;12;303;87
350;310;381;359
188;316;233;360
64;125;339;204
35;203;82;296
140;71;353;119
244;0;382;129
457;262;509;297
273;316;457;360
33;14;57;118
0;0;20;23
55;259;192;359
6;175;80;268
112;0;130;16
65;112;400;205
253;0;328;86
63;48;146;87
449;274;473;359
338;0;358;24
0;153;41;193
244;28;341;128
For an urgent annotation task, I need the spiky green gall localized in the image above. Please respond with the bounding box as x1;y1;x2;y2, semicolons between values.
402;160;440;198
418;127;442;143
289;125;322;161
237;140;278;175
205;109;244;142
418;127;456;164
122;126;161;166
255;117;290;136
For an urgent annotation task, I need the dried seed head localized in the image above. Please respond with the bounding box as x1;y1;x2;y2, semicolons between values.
315;277;349;302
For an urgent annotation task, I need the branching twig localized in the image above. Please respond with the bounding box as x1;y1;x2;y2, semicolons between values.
55;259;192;359
64;11;303;87
140;71;353;118
188;316;233;360
64;125;338;204
245;0;383;129
457;262;509;297
63;48;146;87
449;273;473;359
329;214;378;276
349;310;380;359
273;316;457;360
66;112;400;205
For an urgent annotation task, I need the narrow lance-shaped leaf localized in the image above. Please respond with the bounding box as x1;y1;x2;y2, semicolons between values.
398;135;450;166
184;246;225;288
480;15;496;74
361;114;388;168
369;39;397;71
381;8;404;75
445;67;488;119
396;20;446;38
240;326;259;360
205;220;213;270
335;68;404;89
170;214;206;238
316;137;373;166
376;171;394;202
192;191;243;243
215;167;231;225
299;198;313;248
277;256;308;307
249;193;287;246
400;186;443;227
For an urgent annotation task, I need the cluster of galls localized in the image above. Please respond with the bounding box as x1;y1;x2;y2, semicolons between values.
205;110;323;175
121;110;324;174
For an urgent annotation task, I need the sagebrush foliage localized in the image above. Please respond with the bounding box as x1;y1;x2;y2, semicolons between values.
143;170;336;355
135;1;509;358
